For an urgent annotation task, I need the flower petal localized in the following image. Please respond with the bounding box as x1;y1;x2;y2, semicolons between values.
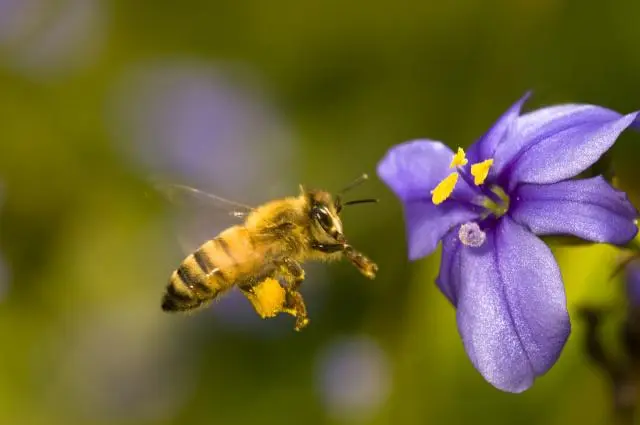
404;200;478;260
467;92;531;163
377;140;455;202
505;110;639;186
457;217;570;392
511;176;638;245
493;104;625;177
377;139;479;202
436;227;463;306
626;261;640;307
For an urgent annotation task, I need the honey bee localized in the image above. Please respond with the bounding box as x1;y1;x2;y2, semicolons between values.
158;174;378;331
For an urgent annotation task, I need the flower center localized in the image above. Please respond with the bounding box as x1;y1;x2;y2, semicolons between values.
430;147;510;219
482;185;510;218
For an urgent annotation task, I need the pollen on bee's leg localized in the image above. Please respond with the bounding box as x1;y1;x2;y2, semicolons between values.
431;172;459;205
251;278;286;317
458;222;486;247
449;147;468;168
470;159;494;185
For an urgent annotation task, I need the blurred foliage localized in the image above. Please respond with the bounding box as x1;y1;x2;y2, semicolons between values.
2;0;640;424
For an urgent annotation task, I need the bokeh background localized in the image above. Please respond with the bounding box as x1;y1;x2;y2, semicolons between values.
2;1;640;424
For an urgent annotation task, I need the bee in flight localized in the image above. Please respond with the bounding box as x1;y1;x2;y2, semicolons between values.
158;174;378;331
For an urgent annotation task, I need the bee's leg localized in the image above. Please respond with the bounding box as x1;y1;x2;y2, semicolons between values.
343;245;378;279
238;278;286;319
281;257;305;290
312;242;378;279
311;242;343;253
282;290;309;331
277;258;309;331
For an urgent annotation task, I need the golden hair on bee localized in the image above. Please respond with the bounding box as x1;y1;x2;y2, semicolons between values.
159;174;378;331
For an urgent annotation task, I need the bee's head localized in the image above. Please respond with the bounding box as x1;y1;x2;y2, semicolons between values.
306;190;345;243
302;174;377;244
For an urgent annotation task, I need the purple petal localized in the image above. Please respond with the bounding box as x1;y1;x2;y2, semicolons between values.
505;109;639;186
457;217;570;392
511;176;638;245
493;104;623;177
626;261;640;307
404;200;478;260
377;139;478;202
436;227;463;306
467;92;530;163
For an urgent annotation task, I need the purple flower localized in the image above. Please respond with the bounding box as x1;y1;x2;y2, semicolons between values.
625;260;640;307
377;92;639;392
0;0;105;78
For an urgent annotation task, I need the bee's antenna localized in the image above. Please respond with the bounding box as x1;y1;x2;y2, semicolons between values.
338;173;369;195
343;198;379;206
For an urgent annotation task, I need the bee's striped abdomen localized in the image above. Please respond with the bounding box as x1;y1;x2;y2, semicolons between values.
161;237;235;312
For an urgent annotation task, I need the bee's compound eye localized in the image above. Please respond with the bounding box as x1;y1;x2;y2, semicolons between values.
314;207;333;230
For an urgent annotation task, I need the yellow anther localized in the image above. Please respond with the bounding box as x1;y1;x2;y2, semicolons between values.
449;147;468;168
431;172;459;205
471;159;494;185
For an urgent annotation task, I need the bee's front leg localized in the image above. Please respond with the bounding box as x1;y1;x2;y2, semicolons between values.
312;242;378;279
343;245;378;279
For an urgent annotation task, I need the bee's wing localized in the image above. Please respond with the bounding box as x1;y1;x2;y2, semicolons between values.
152;182;255;255
155;183;254;218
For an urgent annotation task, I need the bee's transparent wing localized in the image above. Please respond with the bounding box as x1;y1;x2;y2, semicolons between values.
156;183;254;218
151;182;255;255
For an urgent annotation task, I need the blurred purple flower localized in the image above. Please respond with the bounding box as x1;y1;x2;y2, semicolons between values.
0;0;104;78
110;60;294;199
34;311;195;422
625;260;640;307
315;335;391;421
377;92;639;392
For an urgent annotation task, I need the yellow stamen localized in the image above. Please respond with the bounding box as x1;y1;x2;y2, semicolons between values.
431;172;459;205
471;159;494;185
449;147;468;168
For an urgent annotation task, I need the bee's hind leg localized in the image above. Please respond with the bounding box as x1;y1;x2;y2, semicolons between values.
278;258;309;331
239;278;286;319
282;290;309;331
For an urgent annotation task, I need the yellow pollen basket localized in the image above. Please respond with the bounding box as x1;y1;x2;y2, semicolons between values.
449;147;468;168
431;172;459;205
471;159;493;185
251;278;286;318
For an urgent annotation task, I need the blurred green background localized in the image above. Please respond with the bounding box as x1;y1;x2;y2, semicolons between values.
2;1;640;424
